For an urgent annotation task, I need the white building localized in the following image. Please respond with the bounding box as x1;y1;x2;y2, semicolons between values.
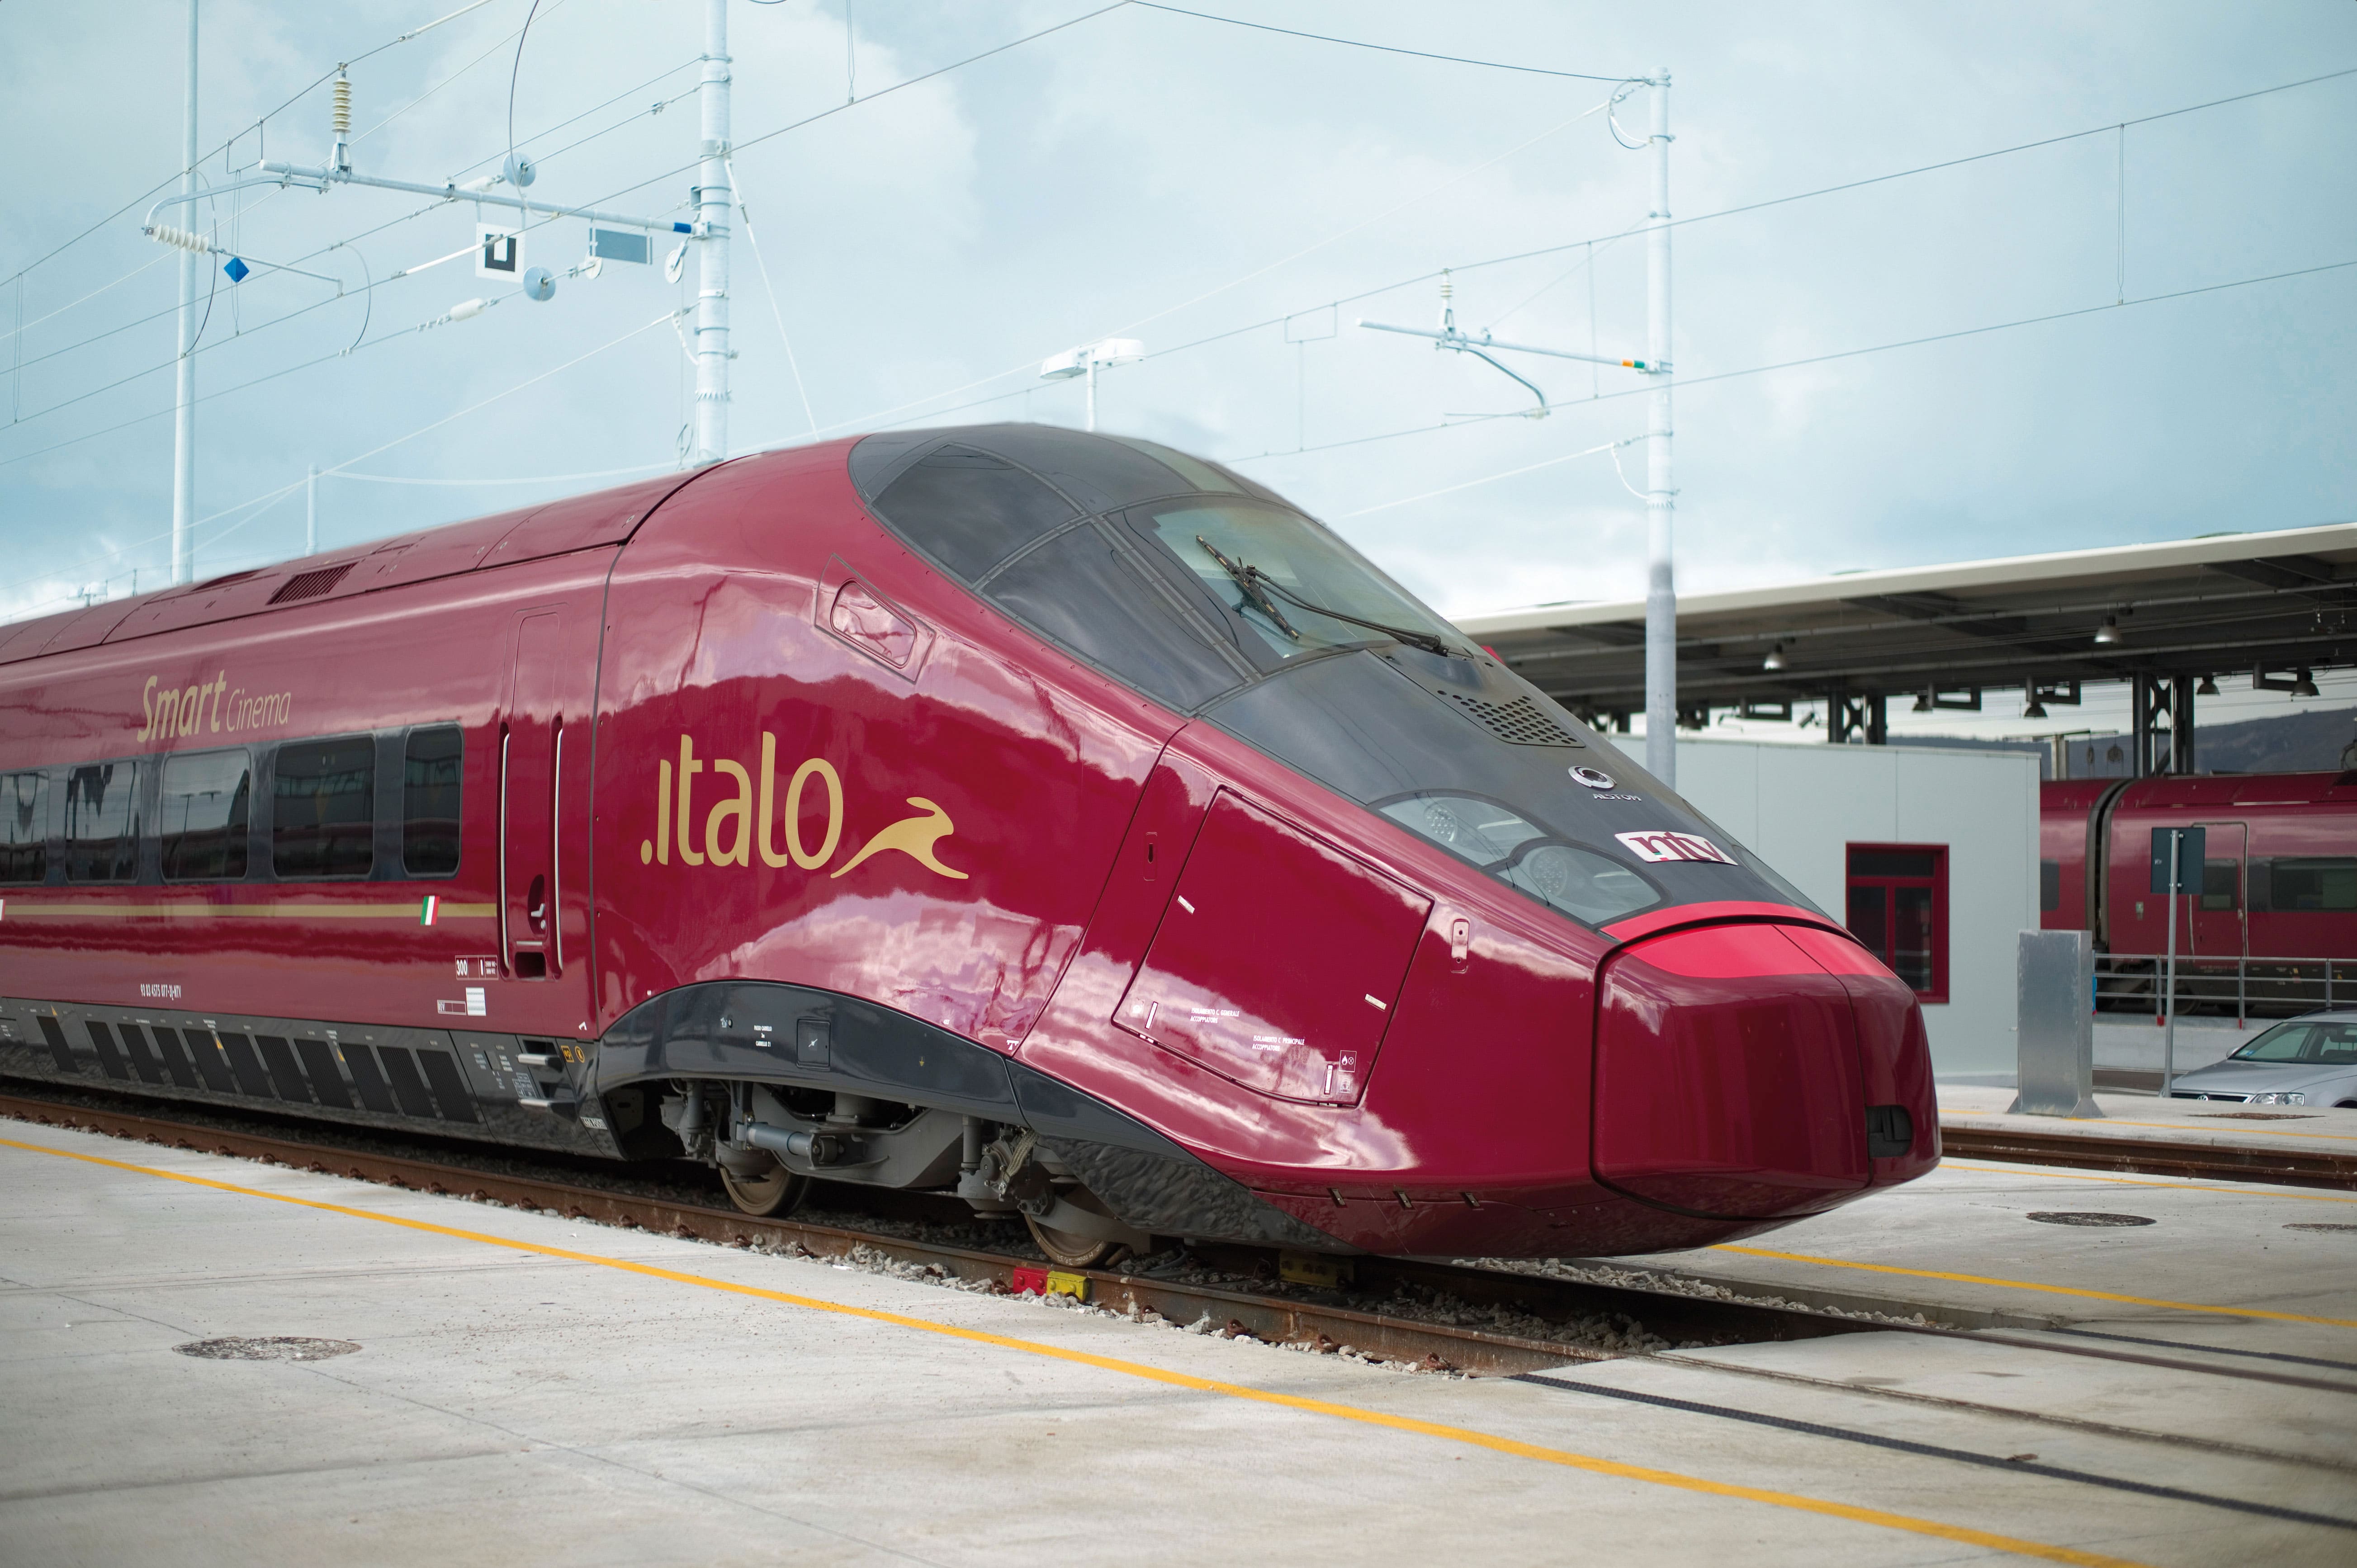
1610;737;2040;1076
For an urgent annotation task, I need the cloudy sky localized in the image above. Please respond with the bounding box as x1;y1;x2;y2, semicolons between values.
3;0;2352;736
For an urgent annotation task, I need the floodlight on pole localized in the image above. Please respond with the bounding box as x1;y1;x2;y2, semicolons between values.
1040;337;1145;431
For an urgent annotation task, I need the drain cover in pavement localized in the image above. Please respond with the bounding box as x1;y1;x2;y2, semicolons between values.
2285;1223;2357;1234
2025;1212;2155;1228
174;1337;360;1361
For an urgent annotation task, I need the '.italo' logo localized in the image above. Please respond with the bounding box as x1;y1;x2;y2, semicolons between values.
642;735;965;881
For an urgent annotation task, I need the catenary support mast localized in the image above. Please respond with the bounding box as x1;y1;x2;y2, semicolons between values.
693;0;732;465
1642;68;1675;785
170;0;198;585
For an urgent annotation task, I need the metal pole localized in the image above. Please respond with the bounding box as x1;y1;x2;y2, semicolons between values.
1085;356;1098;433
2163;829;2180;1099
691;0;731;465
1642;67;1675;786
170;0;199;586
305;464;317;556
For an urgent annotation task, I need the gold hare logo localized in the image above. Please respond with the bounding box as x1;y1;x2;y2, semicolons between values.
642;735;967;882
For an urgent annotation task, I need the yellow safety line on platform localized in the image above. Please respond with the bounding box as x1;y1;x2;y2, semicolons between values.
1713;1245;2357;1329
0;1131;2158;1568
1942;1160;2357;1204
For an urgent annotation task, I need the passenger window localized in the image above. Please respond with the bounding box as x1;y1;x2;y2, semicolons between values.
272;736;375;878
160;750;251;880
2199;859;2238;912
2039;858;2060;912
2265;857;2357;912
0;771;45;884
402;727;464;877
63;762;141;883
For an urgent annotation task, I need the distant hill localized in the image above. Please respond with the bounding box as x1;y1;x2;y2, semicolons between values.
2196;704;2357;773
1884;704;2357;778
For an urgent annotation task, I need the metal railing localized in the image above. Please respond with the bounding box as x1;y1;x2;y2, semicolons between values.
2094;952;2357;1025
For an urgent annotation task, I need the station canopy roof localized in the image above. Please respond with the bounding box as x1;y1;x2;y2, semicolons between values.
1454;520;2357;718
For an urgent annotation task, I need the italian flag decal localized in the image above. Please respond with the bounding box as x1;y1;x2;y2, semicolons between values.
420;895;439;927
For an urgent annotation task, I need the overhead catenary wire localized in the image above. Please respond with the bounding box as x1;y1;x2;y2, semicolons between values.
12;19;2351;606
726;156;818;436
4;312;679;617
1224;254;2357;469
1334;438;1633;518
738;61;2357;450
0;0;534;299
1;66;709;433
1131;2;1638;83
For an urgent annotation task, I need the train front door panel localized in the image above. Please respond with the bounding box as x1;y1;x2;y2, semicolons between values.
1113;789;1431;1105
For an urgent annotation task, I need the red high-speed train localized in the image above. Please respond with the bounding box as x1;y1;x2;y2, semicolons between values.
0;426;1936;1262
2042;772;2357;1013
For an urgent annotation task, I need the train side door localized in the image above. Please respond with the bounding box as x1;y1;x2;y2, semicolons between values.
2187;819;2248;962
502;610;567;980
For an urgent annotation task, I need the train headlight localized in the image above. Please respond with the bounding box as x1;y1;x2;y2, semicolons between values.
2248;1091;2306;1105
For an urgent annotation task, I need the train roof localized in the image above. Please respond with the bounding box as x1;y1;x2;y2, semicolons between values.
2053;770;2357;809
0;426;1298;671
0;466;730;668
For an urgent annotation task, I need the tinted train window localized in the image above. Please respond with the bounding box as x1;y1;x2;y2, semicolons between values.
273;736;374;878
2039;858;2060;912
1141;501;1464;664
0;771;45;884
1377;793;1659;926
2200;859;2239;912
983;524;1241;710
403;727;464;876
63;762;140;882
160;750;251;880
2264;857;2357;912
870;446;1079;579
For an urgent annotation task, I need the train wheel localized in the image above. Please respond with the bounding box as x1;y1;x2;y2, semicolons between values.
720;1157;810;1219
1024;1188;1124;1270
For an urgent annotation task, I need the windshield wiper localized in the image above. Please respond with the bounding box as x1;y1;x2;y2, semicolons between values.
1195;536;1300;641
1195;535;1453;656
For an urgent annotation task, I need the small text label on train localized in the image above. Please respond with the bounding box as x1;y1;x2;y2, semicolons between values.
1614;830;1736;865
137;671;293;742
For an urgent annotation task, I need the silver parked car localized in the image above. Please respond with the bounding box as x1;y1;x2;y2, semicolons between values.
2168;1013;2357;1107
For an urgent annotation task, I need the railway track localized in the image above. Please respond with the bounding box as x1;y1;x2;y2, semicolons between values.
0;1083;1869;1376
1939;1121;2357;1191
5;1079;2352;1451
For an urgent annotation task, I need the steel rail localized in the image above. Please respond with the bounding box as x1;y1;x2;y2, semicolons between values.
1940;1123;2357;1191
7;1084;2353;1401
0;1087;1822;1375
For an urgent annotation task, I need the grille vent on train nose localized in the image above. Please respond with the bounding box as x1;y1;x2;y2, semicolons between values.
268;562;356;604
1438;689;1584;747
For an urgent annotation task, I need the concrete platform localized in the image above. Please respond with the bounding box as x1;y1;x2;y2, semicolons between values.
3;1119;2354;1566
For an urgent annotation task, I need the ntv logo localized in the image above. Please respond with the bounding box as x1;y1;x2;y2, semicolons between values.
643;735;965;882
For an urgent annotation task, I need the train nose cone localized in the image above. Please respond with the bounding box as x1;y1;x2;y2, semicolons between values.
1593;920;1929;1220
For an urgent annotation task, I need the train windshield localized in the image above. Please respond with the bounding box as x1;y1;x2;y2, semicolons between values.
1377;793;1661;924
1139;502;1465;664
